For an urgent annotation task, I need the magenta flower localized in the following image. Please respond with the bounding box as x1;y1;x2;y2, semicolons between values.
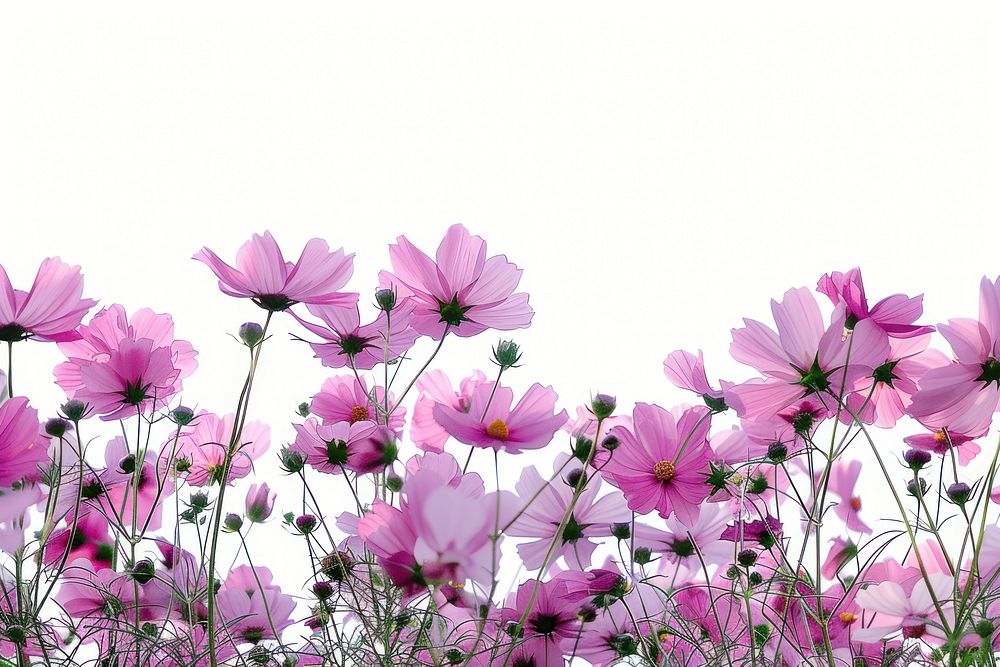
0;257;97;343
908;276;1000;436
194;231;357;311
173;411;270;486
602;403;713;524
499;579;581;656
43;509;115;570
291;418;394;475
0;396;49;486
293;300;419;370
410;370;487;453
0;484;43;553
828;460;871;534
431;381;567;454
728;287;889;421
310;374;405;436
215;565;296;644
379;224;533;339
903;428;981;466
56;559;151;635
55;304;197;400
817;267;933;338
74;337;181;420
506;457;629;570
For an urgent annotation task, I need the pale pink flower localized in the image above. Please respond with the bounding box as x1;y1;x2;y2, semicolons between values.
854;573;953;641
291;418;393;475
828;460;871;534
634;501;731;567
727;287;889;421
73;337;182;420
410;370;486;452
0;396;49;486
379;224;533;339
602;403;713;524
431;381;567;454
310;374;405;436
174;411;270;486
215;565;296;644
0;258;97;343
293;300;419;370
194;231;357;311
817;267;933;338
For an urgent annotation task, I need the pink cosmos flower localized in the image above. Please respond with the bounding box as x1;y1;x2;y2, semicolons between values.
0;484;43;553
74;337;183;421
499;578;581;661
410;370;487;452
173;411;270;486
56;559;153;635
828;460;871;534
379;224;533;339
817;267;933;338
431;381;567;454
673;585;748;647
245;482;276;523
215;565;296;644
505;457;629;570
663;349;731;411
854;573;953;641
194;231;357;311
294;300;419;370
291;418;394;475
43;509;115;570
310;375;405;436
727;287;889;421
0;396;49;486
634;502;731;567
822;536;858;580
0;258;97;343
908;276;1000;436
55;304;197;399
96;436;173;531
601;403;713;524
904;428;981;466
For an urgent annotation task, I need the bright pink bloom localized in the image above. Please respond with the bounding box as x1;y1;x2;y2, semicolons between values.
727;287;889;421
194;231;357;311
908;276;1000;436
817;267;933;338
0;397;49;486
379;224;533;339
506;458;629;570
43;509;115;570
410;370;486;452
291;418;393;475
173;411;270;486
904;428;981;466
499;579;581;659
55;304;197;398
310;374;405;436
56;559;152;635
0;258;96;343
74;337;183;420
293;300;419;370
431;381;567;454
828;460;871;534
215;565;296;644
602;403;713;524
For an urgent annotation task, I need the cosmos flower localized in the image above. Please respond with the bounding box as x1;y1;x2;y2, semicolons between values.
291;418;395;475
173;411;270;486
0;258;97;343
601;403;713;524
431;381;567;454
0;396;49;486
817;267;933;338
310;374;405;436
215;565;296;644
828;460;871;534
379;224;533;339
410;370;487;453
74;337;183;421
194;231;357;311
293;300;420;370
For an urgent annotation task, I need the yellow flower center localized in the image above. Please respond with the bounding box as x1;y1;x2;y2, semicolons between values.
653;460;676;483
486;418;510;440
850;497;862;512
838;611;858;625
933;430;948;443
349;405;371;424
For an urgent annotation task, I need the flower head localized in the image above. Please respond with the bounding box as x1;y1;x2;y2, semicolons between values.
294;301;419;370
194;231;357;311
0;396;49;486
817;267;933;338
0;258;97;343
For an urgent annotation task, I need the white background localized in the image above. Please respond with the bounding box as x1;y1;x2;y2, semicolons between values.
2;0;1000;640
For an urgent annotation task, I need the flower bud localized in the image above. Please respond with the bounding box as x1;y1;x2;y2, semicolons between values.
975;619;995;638
313;581;334;600
444;649;465;665
295;514;318;534
492;340;522;370
375;288;397;312
748;571;763;586
633;547;652;565
724;565;741;579
601;435;620;451
223;513;244;533
170;406;196;426
297;402;310;418
321;551;355;581
572;436;593;462
565;468;587;488
610;633;637;657
190;491;210;510
766;442;787;462
590;393;616;420
385;474;404;493
44;417;71;438
947;482;972;505
578;603;598;623
904;448;932;471
239;322;265;347
906;477;928;498
280;447;306;474
748;475;769;495
737;549;758;567
245;483;276;523
60;399;89;421
131;558;155;585
611;522;631;540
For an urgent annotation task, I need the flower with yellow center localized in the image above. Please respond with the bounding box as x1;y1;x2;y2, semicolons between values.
349;405;370;424
653;460;676;483
485;418;510;440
